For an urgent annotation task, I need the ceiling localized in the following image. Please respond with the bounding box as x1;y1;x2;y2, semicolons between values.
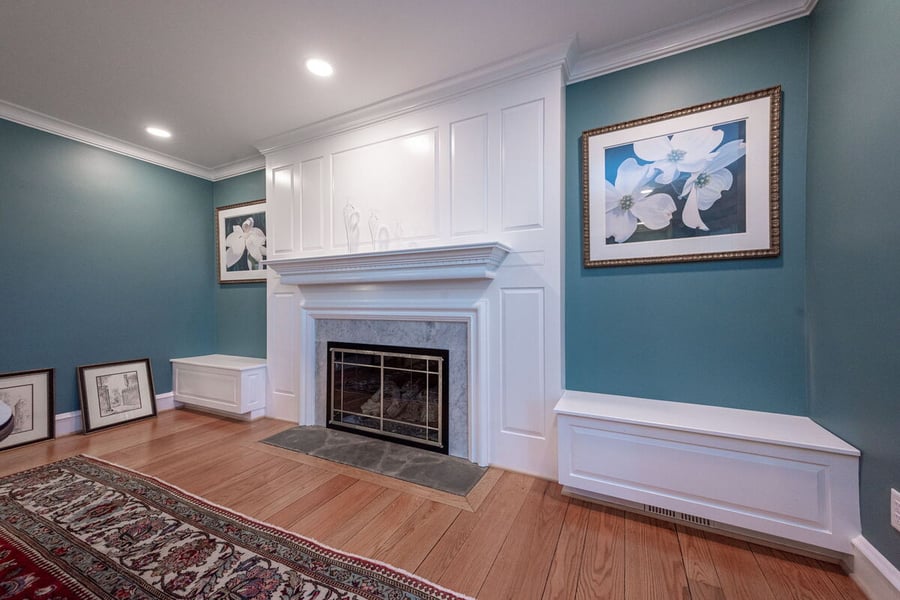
0;0;813;179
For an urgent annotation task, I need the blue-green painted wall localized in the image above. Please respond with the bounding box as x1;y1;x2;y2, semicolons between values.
807;0;900;568
565;20;810;413
212;170;266;358
0;119;215;413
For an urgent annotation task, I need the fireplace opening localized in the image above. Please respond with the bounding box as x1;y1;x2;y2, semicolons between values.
326;341;450;454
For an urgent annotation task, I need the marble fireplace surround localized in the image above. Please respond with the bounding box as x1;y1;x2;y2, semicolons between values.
316;319;468;458
265;242;510;466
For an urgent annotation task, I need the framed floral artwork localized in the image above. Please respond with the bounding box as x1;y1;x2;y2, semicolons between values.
0;368;54;450
216;199;267;283
582;86;781;267
78;358;157;434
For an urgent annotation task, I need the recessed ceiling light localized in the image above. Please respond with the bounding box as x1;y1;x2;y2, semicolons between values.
305;58;334;77
146;126;172;138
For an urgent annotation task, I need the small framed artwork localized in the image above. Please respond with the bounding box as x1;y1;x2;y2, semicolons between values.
78;358;157;434
217;199;267;283
582;86;781;267
0;368;54;450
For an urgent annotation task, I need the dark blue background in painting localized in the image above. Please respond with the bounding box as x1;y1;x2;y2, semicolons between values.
604;120;747;244
224;211;267;271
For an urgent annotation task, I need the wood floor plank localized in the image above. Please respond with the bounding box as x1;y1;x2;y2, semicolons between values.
315;487;402;550
372;501;460;572
201;455;301;508
577;503;625;600
342;493;427;557
624;514;690;600
697;531;776;600
230;464;335;521
817;560;869;600
429;471;533;597
267;474;358;529
415;471;532;585
541;499;590;600
676;525;726;600
478;480;569;600
290;479;386;540
751;544;848;600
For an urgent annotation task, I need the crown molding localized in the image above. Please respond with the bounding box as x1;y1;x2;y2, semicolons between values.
255;37;574;155
568;0;818;83
0;99;223;180
210;155;265;181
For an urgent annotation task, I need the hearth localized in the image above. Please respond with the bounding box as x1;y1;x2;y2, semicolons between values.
326;341;449;453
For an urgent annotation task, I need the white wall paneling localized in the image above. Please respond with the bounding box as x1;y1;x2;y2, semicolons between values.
501;100;544;232
331;130;439;252
300;157;325;252
263;66;565;478
266;287;300;422
269;165;298;256
500;287;545;437
450;115;488;236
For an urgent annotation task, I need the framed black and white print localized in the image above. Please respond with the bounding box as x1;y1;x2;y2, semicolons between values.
78;358;157;433
582;86;782;267
0;368;54;450
216;199;267;283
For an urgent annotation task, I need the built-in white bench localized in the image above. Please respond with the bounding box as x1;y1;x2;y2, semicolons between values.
555;390;861;559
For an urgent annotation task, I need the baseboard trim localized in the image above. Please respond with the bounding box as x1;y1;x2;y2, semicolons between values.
54;392;176;436
851;535;900;599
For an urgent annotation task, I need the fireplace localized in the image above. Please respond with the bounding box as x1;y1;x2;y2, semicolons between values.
326;341;450;453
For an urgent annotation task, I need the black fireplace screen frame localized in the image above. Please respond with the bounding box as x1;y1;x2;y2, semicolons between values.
326;341;450;454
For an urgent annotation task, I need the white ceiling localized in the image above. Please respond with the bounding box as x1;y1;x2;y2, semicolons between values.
0;0;813;179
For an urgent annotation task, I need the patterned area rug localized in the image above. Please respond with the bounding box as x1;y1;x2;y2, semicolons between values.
0;456;471;599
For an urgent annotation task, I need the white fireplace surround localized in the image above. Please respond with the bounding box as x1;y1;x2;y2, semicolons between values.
265;243;509;466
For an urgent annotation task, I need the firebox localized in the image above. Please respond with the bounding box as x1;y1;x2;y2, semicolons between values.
326;341;450;453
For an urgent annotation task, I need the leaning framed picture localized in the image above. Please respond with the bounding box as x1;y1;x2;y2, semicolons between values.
217;199;267;283
0;368;54;450
582;86;781;267
78;358;157;434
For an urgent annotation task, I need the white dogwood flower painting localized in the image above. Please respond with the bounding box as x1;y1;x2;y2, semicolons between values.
582;87;781;266
216;199;268;283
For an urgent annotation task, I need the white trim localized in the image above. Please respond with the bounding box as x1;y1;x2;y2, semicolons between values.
54;392;177;436
210;156;265;181
568;0;818;83
255;38;574;154
851;535;900;600
0;100;217;180
264;242;511;285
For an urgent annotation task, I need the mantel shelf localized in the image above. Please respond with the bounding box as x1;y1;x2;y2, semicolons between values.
263;242;511;285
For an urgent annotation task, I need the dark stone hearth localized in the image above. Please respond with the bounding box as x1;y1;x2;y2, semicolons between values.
262;426;486;496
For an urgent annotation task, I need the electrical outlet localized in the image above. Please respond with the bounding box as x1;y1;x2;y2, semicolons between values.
893;489;900;533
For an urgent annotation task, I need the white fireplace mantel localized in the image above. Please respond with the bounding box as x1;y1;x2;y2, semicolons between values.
263;242;511;285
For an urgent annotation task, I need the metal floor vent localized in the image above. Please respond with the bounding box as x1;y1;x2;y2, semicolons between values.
646;504;713;528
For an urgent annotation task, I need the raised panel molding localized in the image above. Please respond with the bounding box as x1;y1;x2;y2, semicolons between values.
501;100;544;231
331;130;439;252
301;157;325;251
269;165;297;255
450;115;488;236
500;287;546;437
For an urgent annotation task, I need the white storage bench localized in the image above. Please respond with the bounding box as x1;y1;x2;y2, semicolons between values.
171;354;267;420
555;390;860;557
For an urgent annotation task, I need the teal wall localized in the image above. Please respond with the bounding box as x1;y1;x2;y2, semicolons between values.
0;119;215;413
212;170;267;358
807;0;900;568
565;20;810;413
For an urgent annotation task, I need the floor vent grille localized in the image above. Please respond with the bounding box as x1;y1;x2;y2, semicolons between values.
646;505;713;528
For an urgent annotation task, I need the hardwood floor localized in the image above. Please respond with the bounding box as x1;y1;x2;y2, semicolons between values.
0;409;868;599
